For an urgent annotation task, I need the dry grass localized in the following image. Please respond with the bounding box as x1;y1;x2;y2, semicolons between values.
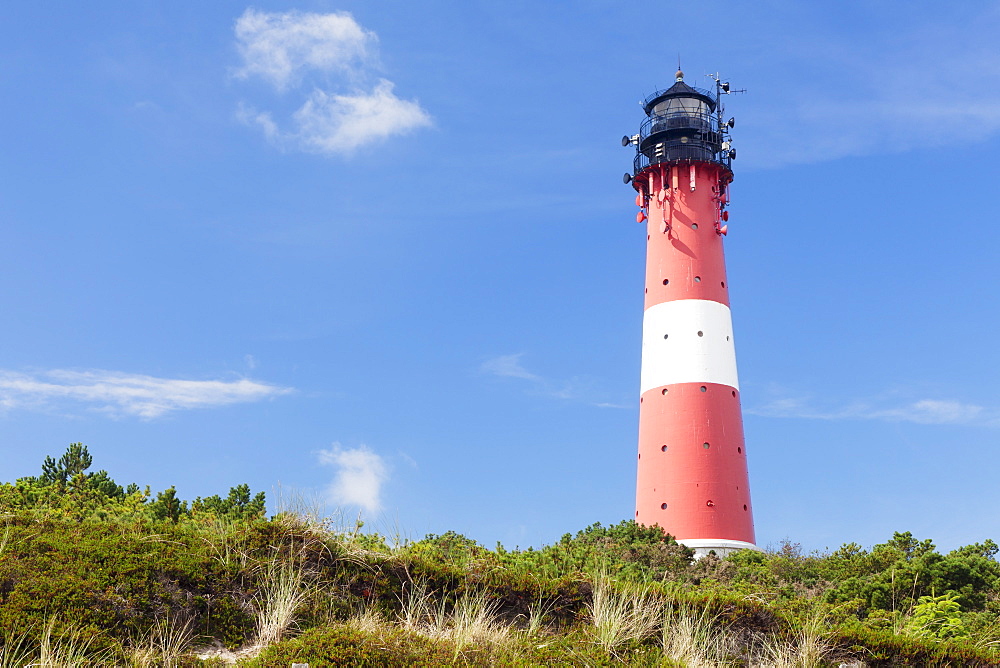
750;606;831;668
449;590;511;649
586;576;662;653
661;600;738;667
200;516;254;572
28;617;113;667
398;582;511;649
273;485;342;536
273;486;391;568
273;485;369;544
522;596;558;636
251;554;317;647
751;636;807;668
0;628;33;668
398;580;446;636
794;611;831;667
126;612;196;668
344;607;389;636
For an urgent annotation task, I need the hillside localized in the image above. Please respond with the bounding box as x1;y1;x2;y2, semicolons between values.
1;445;999;666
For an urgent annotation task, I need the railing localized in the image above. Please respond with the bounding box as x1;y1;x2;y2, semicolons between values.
633;140;732;175
639;110;719;139
630;108;731;175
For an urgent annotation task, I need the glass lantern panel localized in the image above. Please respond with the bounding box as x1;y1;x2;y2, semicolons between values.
654;97;708;116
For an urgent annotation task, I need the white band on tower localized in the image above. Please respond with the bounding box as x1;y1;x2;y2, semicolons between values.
640;299;739;393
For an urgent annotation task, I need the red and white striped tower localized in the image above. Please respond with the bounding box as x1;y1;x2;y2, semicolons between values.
623;69;755;557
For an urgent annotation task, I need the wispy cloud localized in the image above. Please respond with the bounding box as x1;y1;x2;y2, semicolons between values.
736;5;1000;167
480;353;540;381
480;353;628;408
233;8;430;155
748;390;994;426
317;443;387;513
0;368;292;419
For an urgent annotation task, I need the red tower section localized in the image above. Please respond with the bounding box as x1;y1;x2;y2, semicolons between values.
624;69;755;557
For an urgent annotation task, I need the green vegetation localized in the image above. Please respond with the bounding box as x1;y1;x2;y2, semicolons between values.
1;444;1000;666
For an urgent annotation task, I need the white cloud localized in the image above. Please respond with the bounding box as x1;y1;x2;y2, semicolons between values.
481;353;540;381
0;368;292;419
748;392;992;426
293;81;430;153
233;8;431;156
234;8;375;91
317;443;387;513
245;80;431;155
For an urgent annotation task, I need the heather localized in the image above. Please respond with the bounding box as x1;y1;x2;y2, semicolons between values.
1;445;998;666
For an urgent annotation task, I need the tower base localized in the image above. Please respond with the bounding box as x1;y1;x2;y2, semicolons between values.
679;538;760;559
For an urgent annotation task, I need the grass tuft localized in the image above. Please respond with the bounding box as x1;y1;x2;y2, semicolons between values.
251;552;316;647
449;590;511;650
586;575;662;653
126;611;196;668
0;628;34;668
397;581;511;650
523;595;559;636
750;606;831;668
344;606;388;636
661;599;737;667
33;617;113;667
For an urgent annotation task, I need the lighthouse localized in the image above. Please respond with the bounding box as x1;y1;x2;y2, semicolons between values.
623;69;756;558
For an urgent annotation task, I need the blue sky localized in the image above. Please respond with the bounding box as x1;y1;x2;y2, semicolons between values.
2;1;999;554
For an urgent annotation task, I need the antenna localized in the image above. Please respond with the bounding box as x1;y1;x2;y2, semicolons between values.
706;73;744;159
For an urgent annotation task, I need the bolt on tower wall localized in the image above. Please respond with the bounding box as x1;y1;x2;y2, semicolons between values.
623;69;755;558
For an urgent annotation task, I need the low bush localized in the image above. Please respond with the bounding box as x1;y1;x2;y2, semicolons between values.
3;444;1000;666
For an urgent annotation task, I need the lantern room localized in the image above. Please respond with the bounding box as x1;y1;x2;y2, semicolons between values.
624;69;735;178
